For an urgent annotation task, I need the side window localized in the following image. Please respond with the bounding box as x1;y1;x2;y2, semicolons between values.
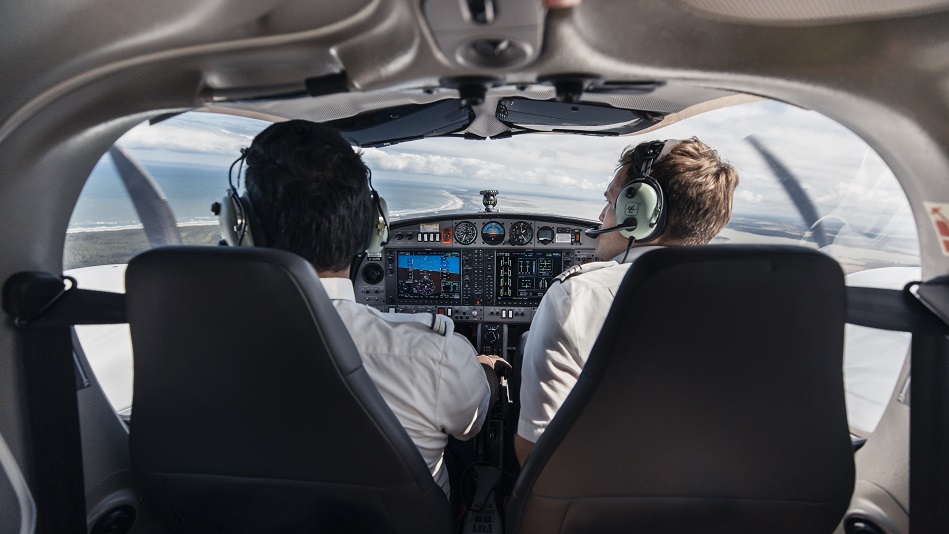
709;103;919;435
65;113;268;413
65;155;143;414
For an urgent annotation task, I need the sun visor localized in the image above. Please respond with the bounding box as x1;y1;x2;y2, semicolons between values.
331;100;473;147
495;98;662;135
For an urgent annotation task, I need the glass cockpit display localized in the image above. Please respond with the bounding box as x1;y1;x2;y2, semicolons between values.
397;251;462;300
496;250;563;304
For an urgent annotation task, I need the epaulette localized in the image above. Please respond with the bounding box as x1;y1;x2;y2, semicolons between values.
554;264;585;283
553;261;615;283
429;313;449;336
378;311;450;336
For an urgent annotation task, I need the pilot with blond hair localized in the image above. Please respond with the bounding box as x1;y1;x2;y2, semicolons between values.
515;137;739;464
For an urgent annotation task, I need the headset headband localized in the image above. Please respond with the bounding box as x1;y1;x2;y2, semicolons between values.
631;139;683;179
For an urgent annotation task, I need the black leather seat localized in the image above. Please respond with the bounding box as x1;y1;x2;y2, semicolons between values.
125;246;452;533
507;245;855;534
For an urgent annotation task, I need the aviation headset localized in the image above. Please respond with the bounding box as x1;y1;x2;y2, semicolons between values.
215;147;390;254
585;139;681;242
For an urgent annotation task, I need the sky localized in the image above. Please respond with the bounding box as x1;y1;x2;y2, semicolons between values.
76;98;918;251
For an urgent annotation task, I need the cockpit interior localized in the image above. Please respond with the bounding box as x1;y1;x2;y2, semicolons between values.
3;0;949;533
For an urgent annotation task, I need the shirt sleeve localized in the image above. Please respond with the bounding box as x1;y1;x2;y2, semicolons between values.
517;282;585;443
434;332;492;441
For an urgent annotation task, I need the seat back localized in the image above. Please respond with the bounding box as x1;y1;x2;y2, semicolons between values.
508;245;855;534
125;246;451;533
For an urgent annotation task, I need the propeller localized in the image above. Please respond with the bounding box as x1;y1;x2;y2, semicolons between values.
109;145;182;247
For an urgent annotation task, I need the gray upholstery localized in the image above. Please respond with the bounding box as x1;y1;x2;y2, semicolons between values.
508;245;855;534
0;431;33;534
125;246;451;533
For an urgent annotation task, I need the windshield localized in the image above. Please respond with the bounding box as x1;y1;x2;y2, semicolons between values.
65;99;918;434
67;101;919;276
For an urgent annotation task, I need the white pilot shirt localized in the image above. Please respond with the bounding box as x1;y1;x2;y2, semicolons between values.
320;277;492;496
517;246;662;444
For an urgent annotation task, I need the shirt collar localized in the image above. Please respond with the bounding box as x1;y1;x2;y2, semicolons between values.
612;245;664;264
319;277;356;301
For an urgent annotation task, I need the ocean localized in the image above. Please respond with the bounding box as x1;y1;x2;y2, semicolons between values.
67;160;607;232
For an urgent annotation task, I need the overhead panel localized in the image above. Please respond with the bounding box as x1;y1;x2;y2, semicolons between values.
422;0;545;69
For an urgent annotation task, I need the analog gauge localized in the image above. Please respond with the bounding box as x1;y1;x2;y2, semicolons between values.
537;226;554;245
454;221;477;245
481;221;506;245
509;221;533;246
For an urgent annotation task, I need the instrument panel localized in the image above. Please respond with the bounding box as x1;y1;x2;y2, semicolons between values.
353;214;598;325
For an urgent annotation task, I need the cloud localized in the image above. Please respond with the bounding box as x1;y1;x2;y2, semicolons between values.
363;149;465;176
736;189;764;203
116;113;267;155
363;145;607;191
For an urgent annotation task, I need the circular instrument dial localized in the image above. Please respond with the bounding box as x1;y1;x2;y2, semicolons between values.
536;226;554;245
454;221;477;245
481;221;506;245
508;221;533;246
416;277;435;296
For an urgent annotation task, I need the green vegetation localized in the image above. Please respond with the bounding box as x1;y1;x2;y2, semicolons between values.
64;225;220;270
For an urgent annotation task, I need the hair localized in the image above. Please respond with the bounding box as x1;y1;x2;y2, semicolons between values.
618;137;738;245
243;120;375;272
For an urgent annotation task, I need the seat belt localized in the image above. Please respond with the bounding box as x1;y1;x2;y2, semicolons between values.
2;271;126;534
847;284;947;335
905;281;949;534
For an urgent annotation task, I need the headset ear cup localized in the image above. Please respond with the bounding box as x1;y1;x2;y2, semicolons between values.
366;194;390;255
614;180;664;242
218;189;244;246
217;189;262;247
613;139;670;243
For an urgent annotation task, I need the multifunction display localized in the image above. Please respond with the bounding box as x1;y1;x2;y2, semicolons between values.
496;250;563;305
397;251;462;300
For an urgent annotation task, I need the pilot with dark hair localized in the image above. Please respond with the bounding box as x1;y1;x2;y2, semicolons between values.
242;119;506;496
515;137;739;464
